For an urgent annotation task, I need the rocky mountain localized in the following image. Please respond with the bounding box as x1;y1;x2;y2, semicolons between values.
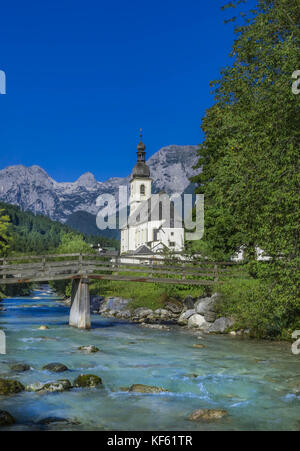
0;145;199;225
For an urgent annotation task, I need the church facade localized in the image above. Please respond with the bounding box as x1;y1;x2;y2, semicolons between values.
121;133;185;255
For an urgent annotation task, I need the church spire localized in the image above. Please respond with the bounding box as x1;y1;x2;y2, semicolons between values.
131;128;150;179
137;128;146;162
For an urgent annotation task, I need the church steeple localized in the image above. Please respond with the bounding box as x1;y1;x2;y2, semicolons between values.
131;128;150;179
137;128;146;162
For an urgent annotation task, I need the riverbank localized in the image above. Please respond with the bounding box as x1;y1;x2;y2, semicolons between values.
64;293;252;338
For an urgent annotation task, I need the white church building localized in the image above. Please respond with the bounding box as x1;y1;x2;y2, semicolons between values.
121;132;185;256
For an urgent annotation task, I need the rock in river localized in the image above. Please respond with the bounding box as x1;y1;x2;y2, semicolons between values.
0;378;25;395
42;363;69;373
78;345;100;353
187;314;208;329
73;374;103;388
0;410;16;427
27;380;72;393
10;363;31;372
128;384;168;394
140;323;170;330
36;417;70;426
188;409;228;421
208;317;235;334
193;344;206;349
178;309;196;325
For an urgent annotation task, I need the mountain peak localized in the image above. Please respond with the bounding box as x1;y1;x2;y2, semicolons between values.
76;172;97;187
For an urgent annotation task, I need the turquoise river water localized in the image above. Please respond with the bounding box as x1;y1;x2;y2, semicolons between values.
0;287;299;431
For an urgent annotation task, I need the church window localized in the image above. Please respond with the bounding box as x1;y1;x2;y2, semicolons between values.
153;229;159;241
170;202;175;228
140;184;145;195
159;201;163;220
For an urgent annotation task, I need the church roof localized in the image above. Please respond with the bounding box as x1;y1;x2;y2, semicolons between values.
125;245;153;255
131;161;150;179
131;129;150;180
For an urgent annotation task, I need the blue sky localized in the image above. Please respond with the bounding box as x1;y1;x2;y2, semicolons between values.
0;0;243;182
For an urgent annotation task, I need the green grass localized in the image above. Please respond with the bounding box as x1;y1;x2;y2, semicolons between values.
216;268;300;340
89;279;207;311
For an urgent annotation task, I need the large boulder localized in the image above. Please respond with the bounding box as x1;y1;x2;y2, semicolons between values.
0;410;16;427
133;308;153;319
90;295;105;312
178;309;195;325
153;309;172;320
208;317;234;334
73;374;103;388
115;310;131;319
0;379;25;395
107;297;130;312
128;384;168;394
188;314;208;330
204;311;217;323
195;293;219;315
164;301;183;314
42;363;69;373
183;296;196;310
188;409;227;421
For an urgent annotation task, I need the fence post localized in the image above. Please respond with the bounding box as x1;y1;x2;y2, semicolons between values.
149;260;153;279
182;262;186;280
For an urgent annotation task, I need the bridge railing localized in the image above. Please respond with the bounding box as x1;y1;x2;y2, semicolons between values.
0;253;246;286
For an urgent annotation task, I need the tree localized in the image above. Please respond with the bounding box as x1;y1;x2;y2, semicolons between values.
0;209;10;255
191;0;300;336
56;232;92;254
192;0;300;261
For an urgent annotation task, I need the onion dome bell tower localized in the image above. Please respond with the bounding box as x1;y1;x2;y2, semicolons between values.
129;129;152;214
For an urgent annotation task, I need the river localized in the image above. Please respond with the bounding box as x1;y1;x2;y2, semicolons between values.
0;287;299;431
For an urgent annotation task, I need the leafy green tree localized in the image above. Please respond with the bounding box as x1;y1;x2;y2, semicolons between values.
56;232;92;254
191;0;300;337
0;209;10;255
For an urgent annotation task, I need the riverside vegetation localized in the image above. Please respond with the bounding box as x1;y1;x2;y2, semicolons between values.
190;0;300;340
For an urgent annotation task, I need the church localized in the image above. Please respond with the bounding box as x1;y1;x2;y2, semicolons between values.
121;132;185;256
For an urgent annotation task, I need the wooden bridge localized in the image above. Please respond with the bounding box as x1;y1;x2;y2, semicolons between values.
0;253;237;330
